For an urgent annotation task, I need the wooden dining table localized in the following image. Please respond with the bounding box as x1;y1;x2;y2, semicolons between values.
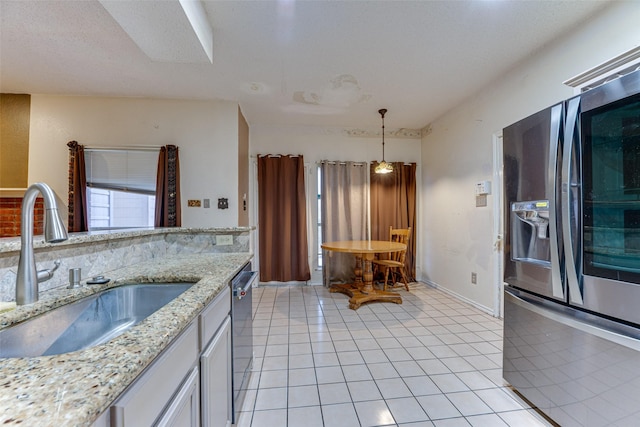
321;240;407;310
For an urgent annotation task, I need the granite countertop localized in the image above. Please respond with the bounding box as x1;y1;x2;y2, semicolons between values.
0;252;252;426
0;227;253;254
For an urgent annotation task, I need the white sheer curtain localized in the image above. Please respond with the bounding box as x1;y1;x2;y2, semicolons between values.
320;161;368;284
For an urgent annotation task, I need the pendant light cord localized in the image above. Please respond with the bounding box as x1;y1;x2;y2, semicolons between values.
375;108;393;174
379;108;387;161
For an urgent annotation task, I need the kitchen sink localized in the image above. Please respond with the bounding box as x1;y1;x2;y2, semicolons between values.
0;283;194;358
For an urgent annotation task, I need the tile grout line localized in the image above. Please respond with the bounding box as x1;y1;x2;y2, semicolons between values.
243;283;553;427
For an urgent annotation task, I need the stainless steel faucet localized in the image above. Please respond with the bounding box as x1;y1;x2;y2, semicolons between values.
16;183;69;305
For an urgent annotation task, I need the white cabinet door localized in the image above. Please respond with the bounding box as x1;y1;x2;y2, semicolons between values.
200;316;232;427
110;322;198;427
155;367;200;427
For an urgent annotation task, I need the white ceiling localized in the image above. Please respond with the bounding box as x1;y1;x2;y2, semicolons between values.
0;0;612;130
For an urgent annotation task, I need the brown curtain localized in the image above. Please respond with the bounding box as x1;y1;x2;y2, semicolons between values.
67;140;88;232
370;162;417;280
155;145;181;227
258;155;311;282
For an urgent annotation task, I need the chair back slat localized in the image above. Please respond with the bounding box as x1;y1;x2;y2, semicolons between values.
389;226;411;262
374;226;412;291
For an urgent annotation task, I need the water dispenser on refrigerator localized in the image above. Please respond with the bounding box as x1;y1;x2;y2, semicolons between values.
511;200;550;266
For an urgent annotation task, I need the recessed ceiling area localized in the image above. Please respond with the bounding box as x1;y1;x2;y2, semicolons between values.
0;0;612;130
98;0;214;64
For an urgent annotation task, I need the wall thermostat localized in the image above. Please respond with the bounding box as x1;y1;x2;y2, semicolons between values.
475;180;491;196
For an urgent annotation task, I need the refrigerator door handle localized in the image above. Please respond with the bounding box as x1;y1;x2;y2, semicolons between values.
548;104;564;299
562;96;583;305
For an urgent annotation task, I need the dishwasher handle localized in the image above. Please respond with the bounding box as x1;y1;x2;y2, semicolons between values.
233;271;257;300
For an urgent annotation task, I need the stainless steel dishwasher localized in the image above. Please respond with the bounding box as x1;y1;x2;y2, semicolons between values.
230;263;257;424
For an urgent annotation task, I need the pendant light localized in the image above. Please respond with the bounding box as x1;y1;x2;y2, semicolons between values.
374;108;394;174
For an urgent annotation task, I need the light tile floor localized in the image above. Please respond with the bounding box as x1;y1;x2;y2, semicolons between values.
236;283;555;427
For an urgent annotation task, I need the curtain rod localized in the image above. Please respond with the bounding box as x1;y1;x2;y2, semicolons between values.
318;160;367;166
254;154;302;158
85;145;163;152
373;161;417;166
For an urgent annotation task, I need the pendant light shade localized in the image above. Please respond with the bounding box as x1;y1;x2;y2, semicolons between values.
375;108;394;174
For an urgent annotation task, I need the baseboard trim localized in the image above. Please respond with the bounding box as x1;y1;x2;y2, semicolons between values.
420;278;497;317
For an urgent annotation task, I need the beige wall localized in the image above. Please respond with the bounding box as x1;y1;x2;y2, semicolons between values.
238;107;249;227
28;95;240;227
250;125;421;164
421;1;640;313
0;94;30;188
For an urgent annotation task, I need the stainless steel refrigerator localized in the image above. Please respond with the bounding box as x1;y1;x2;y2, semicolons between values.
503;69;640;426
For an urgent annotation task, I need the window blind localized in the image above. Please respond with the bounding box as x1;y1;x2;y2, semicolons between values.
85;149;158;195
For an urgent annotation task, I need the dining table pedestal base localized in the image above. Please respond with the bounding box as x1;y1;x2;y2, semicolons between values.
322;240;406;310
347;288;402;310
329;283;403;310
329;283;360;297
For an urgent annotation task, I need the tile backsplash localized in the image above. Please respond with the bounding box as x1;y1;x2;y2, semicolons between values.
0;228;251;302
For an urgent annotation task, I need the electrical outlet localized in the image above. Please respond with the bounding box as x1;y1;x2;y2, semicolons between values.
203;198;210;208
471;272;477;284
216;235;233;246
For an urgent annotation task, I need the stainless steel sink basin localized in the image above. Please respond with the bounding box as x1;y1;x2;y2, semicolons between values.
0;283;194;358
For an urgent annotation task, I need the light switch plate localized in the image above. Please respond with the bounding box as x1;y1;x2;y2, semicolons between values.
216;235;233;246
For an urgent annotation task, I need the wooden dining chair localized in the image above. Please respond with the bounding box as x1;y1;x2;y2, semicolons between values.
373;226;411;291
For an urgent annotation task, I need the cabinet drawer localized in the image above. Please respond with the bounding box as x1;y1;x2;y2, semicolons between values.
199;286;230;350
155;366;200;427
111;322;198;427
